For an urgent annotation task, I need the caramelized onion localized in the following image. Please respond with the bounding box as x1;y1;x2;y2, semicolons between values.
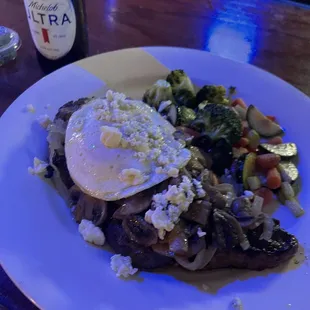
187;236;206;257
260;215;274;241
175;247;217;271
151;243;175;258
214;209;250;251
182;200;212;226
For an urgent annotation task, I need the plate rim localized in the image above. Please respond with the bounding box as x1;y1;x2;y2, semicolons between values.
1;46;309;310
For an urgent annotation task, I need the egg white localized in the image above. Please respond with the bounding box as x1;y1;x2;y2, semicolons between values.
65;97;191;201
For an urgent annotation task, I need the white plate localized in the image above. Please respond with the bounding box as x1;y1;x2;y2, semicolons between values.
0;47;309;310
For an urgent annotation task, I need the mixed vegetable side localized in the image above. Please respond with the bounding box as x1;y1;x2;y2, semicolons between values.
143;69;303;218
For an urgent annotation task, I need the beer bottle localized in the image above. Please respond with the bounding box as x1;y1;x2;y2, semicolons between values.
23;0;88;73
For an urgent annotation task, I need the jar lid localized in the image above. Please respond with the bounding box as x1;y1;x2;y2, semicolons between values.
0;26;21;66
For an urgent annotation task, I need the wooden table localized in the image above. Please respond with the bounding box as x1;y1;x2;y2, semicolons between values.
0;0;309;308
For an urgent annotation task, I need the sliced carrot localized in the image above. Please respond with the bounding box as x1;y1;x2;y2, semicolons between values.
266;168;282;189
267;136;283;145
232;98;247;108
256;154;281;170
266;115;276;122
254;187;273;207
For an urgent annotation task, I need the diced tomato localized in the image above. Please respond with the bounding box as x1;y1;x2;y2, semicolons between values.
232;98;247;109
266;168;282;189
256;154;281;170
267;136;283;145
254;187;273;207
238;137;249;148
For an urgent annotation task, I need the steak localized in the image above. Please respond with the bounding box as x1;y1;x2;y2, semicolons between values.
206;219;298;270
51;98;90;188
104;218;298;271
105;219;174;270
51;98;299;272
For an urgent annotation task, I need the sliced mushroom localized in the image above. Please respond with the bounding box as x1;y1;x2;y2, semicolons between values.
73;193;108;226
113;188;153;220
198;169;219;187
175;246;217;271
122;215;158;247
167;221;189;255
214;183;235;195
204;185;227;209
186;158;204;177
189;146;213;169
231;197;253;218
151;243;175;258
181;200;212;226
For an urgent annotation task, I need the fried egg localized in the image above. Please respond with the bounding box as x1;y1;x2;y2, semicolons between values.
65;91;191;201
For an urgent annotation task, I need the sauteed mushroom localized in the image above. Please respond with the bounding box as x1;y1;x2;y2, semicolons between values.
113;188;154;220
72;192;107;226
122;215;158;247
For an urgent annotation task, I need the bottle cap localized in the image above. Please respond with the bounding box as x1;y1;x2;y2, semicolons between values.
0;26;21;66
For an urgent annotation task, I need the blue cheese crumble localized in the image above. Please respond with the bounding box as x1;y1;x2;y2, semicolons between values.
197;227;206;237
28;157;48;175
37;114;52;129
110;254;138;278
145;176;195;239
78;219;105;246
192;178;206;198
100;125;122;148
119;168;146;186
94;90;189;173
26;104;36;113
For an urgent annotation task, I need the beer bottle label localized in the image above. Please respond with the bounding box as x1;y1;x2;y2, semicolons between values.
24;1;77;60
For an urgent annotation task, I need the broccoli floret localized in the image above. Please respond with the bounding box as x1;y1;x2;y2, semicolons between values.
228;86;237;104
166;70;197;108
177;106;196;126
167;70;195;94
174;88;197;109
143;80;174;109
196;85;229;105
190;103;242;145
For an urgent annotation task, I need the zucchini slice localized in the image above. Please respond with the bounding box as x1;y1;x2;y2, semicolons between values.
277;161;299;182
243;152;257;189
260;143;297;158
246;105;284;137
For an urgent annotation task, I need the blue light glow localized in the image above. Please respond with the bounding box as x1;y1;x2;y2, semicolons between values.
204;5;258;63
